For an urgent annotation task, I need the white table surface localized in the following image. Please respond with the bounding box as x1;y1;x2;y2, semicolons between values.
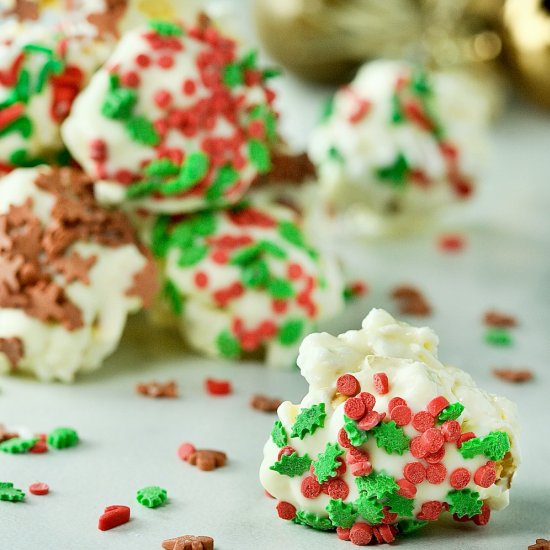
2;5;550;549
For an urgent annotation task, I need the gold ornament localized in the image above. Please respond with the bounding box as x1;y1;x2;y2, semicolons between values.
502;0;550;108
252;0;503;84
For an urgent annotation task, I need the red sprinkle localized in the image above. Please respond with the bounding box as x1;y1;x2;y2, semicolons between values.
381;508;398;524
357;411;385;431
396;478;417;498
450;467;471;489
389;405;412;426
438;233;466;253
177;442;197;461
421;428;445;453
205;378;232;396
276;501;296;520
473;503;491;526
337;428;352;449
427;396;450;417
194;271;208;288
409;437;428;459
404;462;426;484
388;397;407;413
301;476;321;499
135;54;150;67
441;420;461;442
29;440;48;454
335;456;347;477
377;524;396;543
350;523;373;546
372;372;389;395
343;397;366;420
277;446;295;460
98;505;131;531
350;460;372;477
336;374;360;397
154;89;172;109
29;482;49;496
157;55;174;69
412;411;435;433
474;463;496;488
457;432;476;448
336;527;351;541
325;478;349;500
426;463;447;484
358;392;376;410
424;446;446;464
417;501;444;521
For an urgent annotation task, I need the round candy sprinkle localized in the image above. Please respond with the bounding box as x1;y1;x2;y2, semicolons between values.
387;397;407;413
427;396;450;417
325;478;349;500
417;500;444;521
276;501;296;520
450;468;471;490
350;523;373;545
412;411;435;433
426;463;447;485
389;404;412;426
441;420;461;442
343;397;366;420
425;447;446;464
474;463;497;488
136;486;168;509
336;527;351;540
47;427;79;450
473;503;491;526
178;442;196;461
396;478;417;498
409;436;428;459
420;428;445;454
29;482;49;496
336;374;360;397
301;476;321;499
358;391;376;410
404;462;426;484
205;378;232;396
372;372;389;395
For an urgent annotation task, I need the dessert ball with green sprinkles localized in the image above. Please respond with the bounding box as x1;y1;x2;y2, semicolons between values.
62;17;279;214
308;60;490;235
149;200;345;367
260;309;519;545
0;166;158;382
0;20;111;174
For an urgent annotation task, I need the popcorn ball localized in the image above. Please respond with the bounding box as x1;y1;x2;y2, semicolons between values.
0;166;158;381
0;20;110;173
260;309;519;544
150;200;345;367
308;60;489;234
62;18;279;213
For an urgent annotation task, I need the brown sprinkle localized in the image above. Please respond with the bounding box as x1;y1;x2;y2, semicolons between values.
188;450;227;472
136;380;178;398
484;310;517;328
86;0;128;38
6;0;39;21
0;337;24;370
250;394;282;413
391;285;432;316
255;152;316;186
0;424;19;443
162;535;214;550
528;539;550;550
492;368;533;383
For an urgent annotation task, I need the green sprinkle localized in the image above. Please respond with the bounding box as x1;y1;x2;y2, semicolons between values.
151;215;171;258
177;244;208;267
47;427;79;449
125;116;160;146
386;491;414;517
15;69;31;103
437;402;464;422
268;278;294;300
0;482;25;502
278;221;306;249
241;259;269;288
101;87;137;120
459;431;510;461
178;151;209;189
241;50;258;69
35;58;64;94
321;96;335;122
170;224;194;250
145;158;180;177
343;415;367;446
23;43;54;55
250;105;277;142
294;510;333;531
270;452;312;477
355;494;384;524
257;240;287;259
163;280;183;315
190;211;217;237
484;328;512;346
148;20;183;36
126;180;160;199
290;403;326;439
376;153;409;188
205;165;238;202
328;146;344;162
410;69;432;96
108;73;120;91
262;67;280;81
248;139;271;173
223;63;244;88
397;519;428;534
447;488;483;518
230;243;261;266
371;421;410;455
355;471;398;499
136;486;168;508
278;319;304;346
313;442;344;484
9;146;44;166
216;330;241;359
0;437;38;454
271;420;287;448
326;499;357;529
391;93;405;124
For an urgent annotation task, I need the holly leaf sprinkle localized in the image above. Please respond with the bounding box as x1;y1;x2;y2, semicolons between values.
355;471;398;500
271;420;287;448
326;499;358;528
355;494;384;524
0;482;25;502
484;328;512;347
438;402;464;422
398;519;428;534
277;319;304;346
47;427;78;449
313;442;344;484
447;488;483;518
0;437;38;454
386;491;414;517
101;87;136;120
459;430;510;461
294;510;334;531
290;403;326;439
270;452;312;477
136;485;168;508
216;330;241;359
371;420;410;455
343;415;367;446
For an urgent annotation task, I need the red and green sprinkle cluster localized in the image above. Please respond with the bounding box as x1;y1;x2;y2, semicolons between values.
93;19;277;207
269;372;511;545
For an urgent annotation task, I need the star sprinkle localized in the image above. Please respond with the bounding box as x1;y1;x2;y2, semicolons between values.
290;403;327;439
447;488;483;518
326;499;358;529
371;421;410;455
313;442;344;484
0;482;25;502
270;452;312;478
